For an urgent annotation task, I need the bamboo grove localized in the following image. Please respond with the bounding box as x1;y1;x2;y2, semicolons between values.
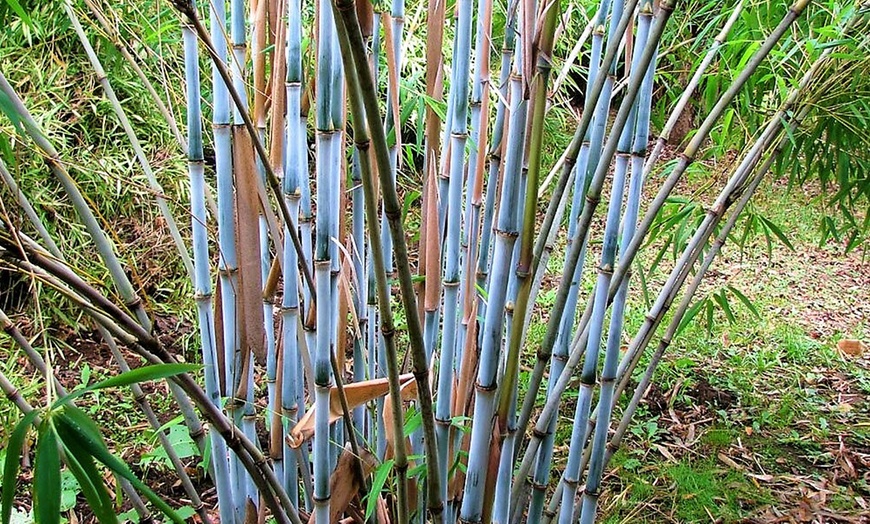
0;0;868;523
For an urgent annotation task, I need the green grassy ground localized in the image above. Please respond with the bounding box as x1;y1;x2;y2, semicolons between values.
570;181;870;523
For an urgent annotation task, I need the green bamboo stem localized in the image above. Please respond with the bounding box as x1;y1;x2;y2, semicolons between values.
333;14;411;524
329;0;444;519
491;0;562;518
0;72;152;331
63;0;195;283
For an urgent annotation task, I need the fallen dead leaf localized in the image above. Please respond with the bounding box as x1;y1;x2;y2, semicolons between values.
837;339;867;357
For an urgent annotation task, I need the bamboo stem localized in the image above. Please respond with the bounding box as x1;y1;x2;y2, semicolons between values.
333;13;412;524
63;0;195;282
330;0;445;519
0;72;152;331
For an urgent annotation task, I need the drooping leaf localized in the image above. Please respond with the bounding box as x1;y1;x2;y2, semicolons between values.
33;423;61;524
1;0;32;26
2;409;39;524
727;285;761;319
677;297;707;336
60;436;118;524
712;290;736;324
55;410;186;524
0;90;25;135
757;215;795;251
52;364;199;409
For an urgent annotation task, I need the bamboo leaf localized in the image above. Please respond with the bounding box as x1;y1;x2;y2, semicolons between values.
705;300;715;334
1;0;31;26
33;423;61;524
2;409;39;524
0;89;25;135
60;436;117;524
365;459;394;520
55;410;185;524
677;298;707;336
727;285;761;319
713;290;736;324
52;364;199;409
758;215;795;251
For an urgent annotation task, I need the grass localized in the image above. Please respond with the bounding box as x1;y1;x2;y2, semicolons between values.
579;169;870;522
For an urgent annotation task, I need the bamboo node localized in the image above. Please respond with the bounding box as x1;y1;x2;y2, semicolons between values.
531;427;549;439
124;296;143;310
530;480;548;490
218;266;237;277
474;381;497;393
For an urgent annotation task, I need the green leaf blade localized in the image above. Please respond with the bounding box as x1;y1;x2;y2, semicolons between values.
53;364;199;409
2;410;40;524
33;424;61;524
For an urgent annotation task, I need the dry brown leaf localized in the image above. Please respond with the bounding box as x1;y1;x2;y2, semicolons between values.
288;374;415;448
233;126;266;365
376;496;390;524
306;444;378;524
837;339;867;357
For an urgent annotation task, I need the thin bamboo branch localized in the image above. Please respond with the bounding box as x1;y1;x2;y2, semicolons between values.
63;0;195;282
